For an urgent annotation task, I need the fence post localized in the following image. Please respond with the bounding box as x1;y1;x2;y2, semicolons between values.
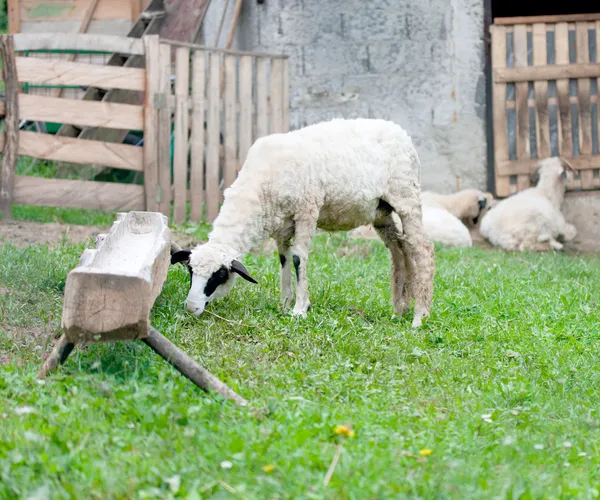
143;35;160;213
0;35;19;220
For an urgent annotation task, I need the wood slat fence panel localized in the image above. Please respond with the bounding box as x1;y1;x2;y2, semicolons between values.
491;19;600;195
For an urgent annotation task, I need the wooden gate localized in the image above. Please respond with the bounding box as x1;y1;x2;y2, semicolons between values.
491;14;600;197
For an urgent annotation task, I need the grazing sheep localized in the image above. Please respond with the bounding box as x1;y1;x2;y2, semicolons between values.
171;118;435;327
480;157;577;251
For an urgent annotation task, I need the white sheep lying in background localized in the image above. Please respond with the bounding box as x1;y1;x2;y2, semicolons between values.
421;188;491;227
480;157;576;251
422;206;473;248
171;118;435;328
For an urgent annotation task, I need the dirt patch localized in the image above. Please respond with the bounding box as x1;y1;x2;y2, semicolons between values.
0;220;109;249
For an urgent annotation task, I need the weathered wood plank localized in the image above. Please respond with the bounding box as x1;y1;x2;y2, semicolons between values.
0;35;19;219
190;50;206;222
255;57;268;139
157;43;173;217
494;63;600;83
555;23;573;159
223;54;237;190
238;55;253;170
576;22;593;189
491;25;510;197
61;211;171;343
7;0;20;34
19;94;144;131
13;176;145;211
0;131;143;171
532;23;550;159
513;24;529;179
13;33;145;55
143;35;160;213
173;46;190;224
15;57;146;91
282;58;290;133
270;58;283;133
497;156;600;175
206;52;221;222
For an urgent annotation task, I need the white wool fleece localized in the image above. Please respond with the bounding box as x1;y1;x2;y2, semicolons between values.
180;118;435;327
422;206;473;248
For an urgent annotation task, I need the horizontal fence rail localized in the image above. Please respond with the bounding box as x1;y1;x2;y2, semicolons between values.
0;33;291;221
491;20;600;196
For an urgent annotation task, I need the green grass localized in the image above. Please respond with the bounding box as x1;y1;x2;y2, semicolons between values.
0;227;599;499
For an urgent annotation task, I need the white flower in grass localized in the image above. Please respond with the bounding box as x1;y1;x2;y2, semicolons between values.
534;444;544;450
220;460;233;469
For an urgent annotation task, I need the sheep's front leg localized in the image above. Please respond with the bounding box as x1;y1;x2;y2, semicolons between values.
291;217;316;317
277;239;294;309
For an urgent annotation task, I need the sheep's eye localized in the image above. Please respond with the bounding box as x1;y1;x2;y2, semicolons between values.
204;266;230;296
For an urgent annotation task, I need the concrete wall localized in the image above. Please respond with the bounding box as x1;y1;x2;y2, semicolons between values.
203;0;488;193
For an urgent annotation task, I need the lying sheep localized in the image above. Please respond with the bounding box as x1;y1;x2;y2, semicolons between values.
171;118;435;327
422;206;473;248
480;157;576;251
421;188;490;227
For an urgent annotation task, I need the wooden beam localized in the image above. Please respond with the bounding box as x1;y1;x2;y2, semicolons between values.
143;327;249;406
61;212;170;343
16;57;146;91
54;0;101;99
494;13;600;25
143;35;161;212
0;131;143;171
13;33;145;55
19;93;144;131
0;35;19;220
497;156;600;176
494;63;600;83
7;0;20;34
13;176;145;211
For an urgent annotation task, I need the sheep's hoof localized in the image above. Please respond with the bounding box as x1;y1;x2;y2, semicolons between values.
280;296;294;310
291;303;310;318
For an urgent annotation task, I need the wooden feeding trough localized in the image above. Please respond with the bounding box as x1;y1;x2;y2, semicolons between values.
38;211;248;407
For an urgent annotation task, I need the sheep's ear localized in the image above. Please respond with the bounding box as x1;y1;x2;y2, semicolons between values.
531;167;541;185
171;249;192;265
560;157;576;175
230;259;258;284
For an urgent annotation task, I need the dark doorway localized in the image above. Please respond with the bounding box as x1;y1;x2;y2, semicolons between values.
492;2;600;20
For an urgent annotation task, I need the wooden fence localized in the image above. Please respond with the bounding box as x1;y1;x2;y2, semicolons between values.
491;14;600;197
0;33;290;222
154;39;290;223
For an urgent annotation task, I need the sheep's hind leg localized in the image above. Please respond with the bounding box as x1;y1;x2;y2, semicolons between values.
277;238;294;309
387;195;435;328
290;217;317;317
374;216;410;316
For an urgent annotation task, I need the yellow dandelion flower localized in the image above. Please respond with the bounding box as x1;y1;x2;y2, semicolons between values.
333;425;355;438
261;464;275;473
419;449;433;456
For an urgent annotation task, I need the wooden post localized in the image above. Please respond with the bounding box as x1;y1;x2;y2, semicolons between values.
144;35;161;213
0;35;19;220
143;327;249;406
6;0;20;34
38;335;75;378
173;46;190;223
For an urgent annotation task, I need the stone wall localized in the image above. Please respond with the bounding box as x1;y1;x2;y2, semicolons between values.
203;0;488;193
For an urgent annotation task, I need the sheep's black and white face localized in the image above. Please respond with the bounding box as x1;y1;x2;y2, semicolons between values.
171;245;257;316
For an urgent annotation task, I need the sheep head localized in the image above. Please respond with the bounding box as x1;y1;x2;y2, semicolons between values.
531;157;576;187
454;189;492;227
170;243;257;316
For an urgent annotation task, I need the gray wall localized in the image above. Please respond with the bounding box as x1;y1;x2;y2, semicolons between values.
204;0;488;193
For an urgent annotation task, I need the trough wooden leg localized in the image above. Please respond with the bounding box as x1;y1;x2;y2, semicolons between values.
143;327;249;407
38;334;75;378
